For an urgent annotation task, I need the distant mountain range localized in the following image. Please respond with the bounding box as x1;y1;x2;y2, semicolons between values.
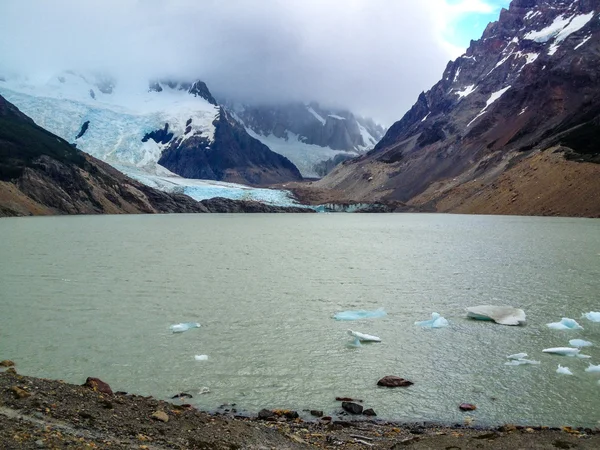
311;0;600;217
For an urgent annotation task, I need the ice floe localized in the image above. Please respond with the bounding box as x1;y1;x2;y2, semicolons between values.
170;322;201;333
333;309;387;321
194;355;208;361
507;353;528;360
542;347;580;356
547;318;583;330
505;359;540;366
347;330;381;342
569;339;593;348
586;364;600;373
465;305;526;325
556;365;573;375
415;312;449;328
582;312;600;322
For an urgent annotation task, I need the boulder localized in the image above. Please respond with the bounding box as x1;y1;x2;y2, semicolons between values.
377;376;414;387
151;410;169;422
459;403;477;411
11;386;31;399
310;410;324;417
83;377;113;395
258;409;275;420
363;408;377;417
0;360;15;367
341;402;363;415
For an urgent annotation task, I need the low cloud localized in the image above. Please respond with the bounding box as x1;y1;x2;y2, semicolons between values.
0;0;504;124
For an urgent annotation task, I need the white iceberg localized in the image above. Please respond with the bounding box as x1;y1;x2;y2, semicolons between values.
577;354;591;359
415;312;449;328
347;330;381;342
505;359;540;366
194;355;208;361
582;312;600;322
170;322;201;333
465;305;526;325
556;365;573;375
547;318;583;330
569;339;593;348
334;308;387;321
542;347;580;356
507;353;528;360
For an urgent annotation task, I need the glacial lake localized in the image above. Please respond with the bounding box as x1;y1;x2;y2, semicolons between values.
1;213;599;427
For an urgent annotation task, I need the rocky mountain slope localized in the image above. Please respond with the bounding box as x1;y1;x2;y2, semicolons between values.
313;0;600;217
0;95;310;216
229;102;386;177
0;73;302;186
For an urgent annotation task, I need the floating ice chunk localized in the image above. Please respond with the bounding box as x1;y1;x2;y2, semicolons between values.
505;359;540;366
198;387;210;394
542;347;580;356
547;318;583;330
569;339;593;348
415;312;449;328
194;355;208;361
334;308;387;321
465;305;526;325
556;365;573;375
576;354;591;359
170;322;201;333
582;312;600;322
347;330;381;342
588;364;600;373
507;353;528;360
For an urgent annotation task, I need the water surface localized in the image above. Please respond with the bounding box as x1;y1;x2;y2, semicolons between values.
1;214;599;427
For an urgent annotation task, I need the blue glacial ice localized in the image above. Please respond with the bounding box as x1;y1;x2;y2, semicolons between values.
414;312;449;328
569;339;593;348
170;322;201;333
333;309;387;321
546;318;583;330
556;365;573;375
582;312;600;322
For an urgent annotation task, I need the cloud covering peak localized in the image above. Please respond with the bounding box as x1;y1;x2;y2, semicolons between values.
0;0;506;123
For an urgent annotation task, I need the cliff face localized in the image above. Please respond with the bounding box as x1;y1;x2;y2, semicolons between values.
158;108;303;185
314;0;600;216
0;95;310;216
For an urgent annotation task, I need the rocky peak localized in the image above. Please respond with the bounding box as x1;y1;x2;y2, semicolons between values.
148;78;217;105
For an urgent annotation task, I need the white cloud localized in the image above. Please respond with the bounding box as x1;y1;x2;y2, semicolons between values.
0;0;505;124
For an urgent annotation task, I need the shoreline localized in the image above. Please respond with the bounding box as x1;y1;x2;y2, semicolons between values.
1;368;599;449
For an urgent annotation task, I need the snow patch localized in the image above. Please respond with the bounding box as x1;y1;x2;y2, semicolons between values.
307;105;326;125
421;112;431;122
518;107;528;116
524;12;595;56
328;114;346;120
574;35;592;50
453;67;461;83
467;86;511;127
455;84;477;99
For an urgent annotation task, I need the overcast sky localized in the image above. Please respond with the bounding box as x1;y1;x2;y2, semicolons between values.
0;0;509;124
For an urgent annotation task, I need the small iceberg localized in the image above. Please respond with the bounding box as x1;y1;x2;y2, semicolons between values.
547;318;583;330
582;312;600;322
415;312;449;328
569;339;593;348
556;365;573;375
194;355;208;361
170;322;201;333
505;359;540;366
586;363;600;373
505;353;539;366
465;305;526;326
542;347;580;356
577;354;591;359
334;308;387;321
347;330;381;342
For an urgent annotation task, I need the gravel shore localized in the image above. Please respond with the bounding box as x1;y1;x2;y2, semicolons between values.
1;368;598;449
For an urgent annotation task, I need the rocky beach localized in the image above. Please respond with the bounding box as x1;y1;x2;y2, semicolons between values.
1;365;599;449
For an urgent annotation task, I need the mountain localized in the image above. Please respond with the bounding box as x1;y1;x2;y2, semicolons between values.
0;94;310;216
312;0;600;217
0;72;302;186
228;102;386;177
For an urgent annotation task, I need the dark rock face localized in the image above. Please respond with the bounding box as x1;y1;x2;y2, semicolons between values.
318;0;600;208
75;120;90;140
314;153;356;177
142;123;174;145
159;108;303;185
188;80;217;105
341;402;363;415
83;377;113;395
377;376;414;387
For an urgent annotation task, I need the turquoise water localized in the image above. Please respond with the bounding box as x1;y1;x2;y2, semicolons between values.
0;214;599;427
